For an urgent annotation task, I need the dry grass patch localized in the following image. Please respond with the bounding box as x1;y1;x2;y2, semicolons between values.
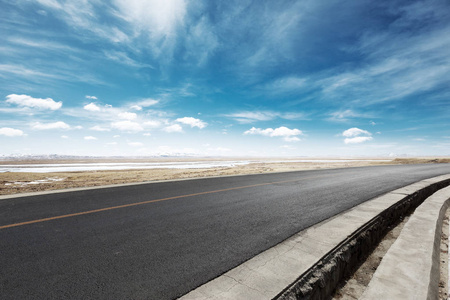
2;158;449;196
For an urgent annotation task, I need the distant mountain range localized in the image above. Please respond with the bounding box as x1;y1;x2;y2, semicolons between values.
0;154;203;161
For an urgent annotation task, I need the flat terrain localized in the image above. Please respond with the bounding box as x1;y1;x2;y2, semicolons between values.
1;164;450;299
1;157;449;196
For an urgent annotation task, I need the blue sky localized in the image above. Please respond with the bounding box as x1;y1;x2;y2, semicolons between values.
0;0;449;157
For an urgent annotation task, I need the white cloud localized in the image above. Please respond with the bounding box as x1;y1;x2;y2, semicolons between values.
6;94;62;110
84;136;97;140
84;102;101;111
270;127;303;137
0;127;25;137
128;142;143;147
111;120;143;132
118;112;137;120
244;126;303;142
176;117;207;129
85;95;97;100
163;124;183;133
61;135;69;139
344;136;373;144
143;120;161;128
32;121;70;130
143;133;151;136
342;127;373;144
342;127;371;138
90;125;110;131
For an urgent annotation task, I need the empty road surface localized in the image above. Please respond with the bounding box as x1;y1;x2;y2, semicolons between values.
1;164;450;299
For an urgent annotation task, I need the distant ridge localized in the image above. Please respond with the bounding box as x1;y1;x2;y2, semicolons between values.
0;154;204;161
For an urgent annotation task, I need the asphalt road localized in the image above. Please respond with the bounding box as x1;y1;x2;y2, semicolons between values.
1;164;450;299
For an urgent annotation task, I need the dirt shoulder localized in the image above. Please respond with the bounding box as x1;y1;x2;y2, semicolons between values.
1;158;449;196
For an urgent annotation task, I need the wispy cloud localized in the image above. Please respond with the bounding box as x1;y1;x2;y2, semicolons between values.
7;37;78;53
317;2;450;107
226;111;307;124
129;98;159;111
0;63;106;87
261;76;306;95
103;50;153;68
0;64;58;80
328;109;373;122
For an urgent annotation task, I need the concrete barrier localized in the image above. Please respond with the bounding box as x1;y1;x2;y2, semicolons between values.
361;185;450;300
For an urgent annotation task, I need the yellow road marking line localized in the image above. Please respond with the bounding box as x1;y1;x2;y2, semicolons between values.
0;178;303;230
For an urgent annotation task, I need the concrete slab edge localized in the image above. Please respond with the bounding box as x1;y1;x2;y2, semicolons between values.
275;176;450;300
360;185;450;300
179;174;450;300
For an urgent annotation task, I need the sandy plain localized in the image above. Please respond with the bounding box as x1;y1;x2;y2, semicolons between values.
1;157;449;196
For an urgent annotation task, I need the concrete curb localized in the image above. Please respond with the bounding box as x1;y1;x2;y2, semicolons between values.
179;174;450;300
360;185;450;300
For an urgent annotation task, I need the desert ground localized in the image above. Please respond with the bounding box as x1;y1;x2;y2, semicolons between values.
1;157;449;196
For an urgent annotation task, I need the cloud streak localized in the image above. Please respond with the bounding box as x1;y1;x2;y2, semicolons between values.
226;111;307;124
